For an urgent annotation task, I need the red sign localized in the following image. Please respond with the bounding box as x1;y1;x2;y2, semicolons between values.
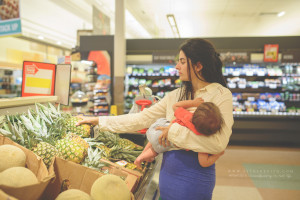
22;61;56;97
264;44;279;62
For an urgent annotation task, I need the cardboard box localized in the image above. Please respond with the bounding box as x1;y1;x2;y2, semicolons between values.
42;157;138;199
100;158;144;184
0;135;55;200
0;189;18;200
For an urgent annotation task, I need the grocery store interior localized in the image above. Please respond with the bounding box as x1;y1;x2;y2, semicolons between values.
0;0;299;200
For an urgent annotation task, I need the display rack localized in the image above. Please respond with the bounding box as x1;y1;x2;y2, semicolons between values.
93;88;110;115
124;64;180;113
224;63;300;118
228;63;300;146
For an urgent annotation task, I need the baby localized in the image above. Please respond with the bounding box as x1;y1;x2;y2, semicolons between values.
134;98;224;168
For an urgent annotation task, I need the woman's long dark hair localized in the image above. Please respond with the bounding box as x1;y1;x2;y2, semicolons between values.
178;38;227;101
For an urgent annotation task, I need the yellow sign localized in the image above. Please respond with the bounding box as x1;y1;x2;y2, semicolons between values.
26;77;51;88
110;105;117;116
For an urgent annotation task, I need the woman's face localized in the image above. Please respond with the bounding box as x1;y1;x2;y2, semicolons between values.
175;50;189;81
176;50;201;82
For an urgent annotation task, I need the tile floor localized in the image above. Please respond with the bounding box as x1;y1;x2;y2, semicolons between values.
213;145;300;200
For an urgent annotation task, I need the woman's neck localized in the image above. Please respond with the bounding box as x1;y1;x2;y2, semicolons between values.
192;80;210;91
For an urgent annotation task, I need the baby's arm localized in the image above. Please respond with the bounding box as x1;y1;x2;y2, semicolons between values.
197;151;225;167
172;98;204;111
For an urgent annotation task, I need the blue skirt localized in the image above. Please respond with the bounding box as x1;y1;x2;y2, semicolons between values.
159;150;216;200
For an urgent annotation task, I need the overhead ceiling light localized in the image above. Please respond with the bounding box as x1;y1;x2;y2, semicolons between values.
277;11;285;17
56;41;62;45
167;15;176;26
167;14;180;38
38;35;44;40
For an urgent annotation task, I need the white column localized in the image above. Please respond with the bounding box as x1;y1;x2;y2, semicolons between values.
113;0;126;112
114;0;126;77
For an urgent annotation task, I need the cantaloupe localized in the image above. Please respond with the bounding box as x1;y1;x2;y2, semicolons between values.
0;167;38;187
55;189;92;200
0;144;26;172
91;174;131;200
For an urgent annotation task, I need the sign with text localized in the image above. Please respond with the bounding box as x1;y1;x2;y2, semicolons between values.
281;50;300;63
220;52;250;64
0;0;21;36
264;44;279;62
22;61;56;97
152;52;177;64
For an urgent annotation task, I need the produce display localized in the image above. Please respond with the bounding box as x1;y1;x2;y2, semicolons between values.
0;102;145;199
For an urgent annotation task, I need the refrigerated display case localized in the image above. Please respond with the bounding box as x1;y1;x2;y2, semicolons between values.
124;64;180;113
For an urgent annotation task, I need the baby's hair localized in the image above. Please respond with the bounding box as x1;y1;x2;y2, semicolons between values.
192;102;223;136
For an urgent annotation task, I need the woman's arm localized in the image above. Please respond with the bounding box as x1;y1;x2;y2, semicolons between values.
76;91;176;133
168;90;234;154
172;98;204;111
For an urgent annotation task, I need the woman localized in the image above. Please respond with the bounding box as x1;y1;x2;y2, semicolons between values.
76;38;234;200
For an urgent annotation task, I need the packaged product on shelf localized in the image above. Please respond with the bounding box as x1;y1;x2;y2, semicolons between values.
147;68;154;76
237;78;246;89
94;105;109;110
145;79;152;86
175;78;182;87
164;78;172;86
158;79;165;87
127;66;133;75
132;68;139;76
138;68;146;75
152;80;159;87
138;79;146;85
232;68;241;76
257;67;266;76
71;91;89;107
129;77;138;87
257;100;269;112
159;67;165;75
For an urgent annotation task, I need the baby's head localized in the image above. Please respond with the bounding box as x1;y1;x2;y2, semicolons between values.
192;102;223;136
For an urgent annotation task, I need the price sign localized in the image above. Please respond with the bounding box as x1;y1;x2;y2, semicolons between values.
22;61;56;97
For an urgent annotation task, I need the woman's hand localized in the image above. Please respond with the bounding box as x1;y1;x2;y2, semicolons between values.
75;116;99;126
157;126;171;147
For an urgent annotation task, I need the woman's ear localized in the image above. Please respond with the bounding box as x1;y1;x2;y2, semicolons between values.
195;62;203;72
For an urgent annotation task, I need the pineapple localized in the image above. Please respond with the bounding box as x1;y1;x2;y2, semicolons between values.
82;147;110;171
97;144;111;158
66;116;91;138
95;131;119;148
55;133;89;164
33;142;65;168
119;138;143;150
107;145;142;163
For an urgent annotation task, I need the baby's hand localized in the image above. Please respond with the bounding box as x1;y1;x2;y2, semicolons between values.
134;157;143;169
193;98;204;106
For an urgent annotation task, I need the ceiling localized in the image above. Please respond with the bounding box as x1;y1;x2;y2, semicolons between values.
19;0;300;49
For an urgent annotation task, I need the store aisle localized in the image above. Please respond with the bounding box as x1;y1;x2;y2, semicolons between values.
213;145;300;200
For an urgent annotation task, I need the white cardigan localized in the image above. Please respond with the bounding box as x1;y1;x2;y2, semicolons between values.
98;83;234;154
